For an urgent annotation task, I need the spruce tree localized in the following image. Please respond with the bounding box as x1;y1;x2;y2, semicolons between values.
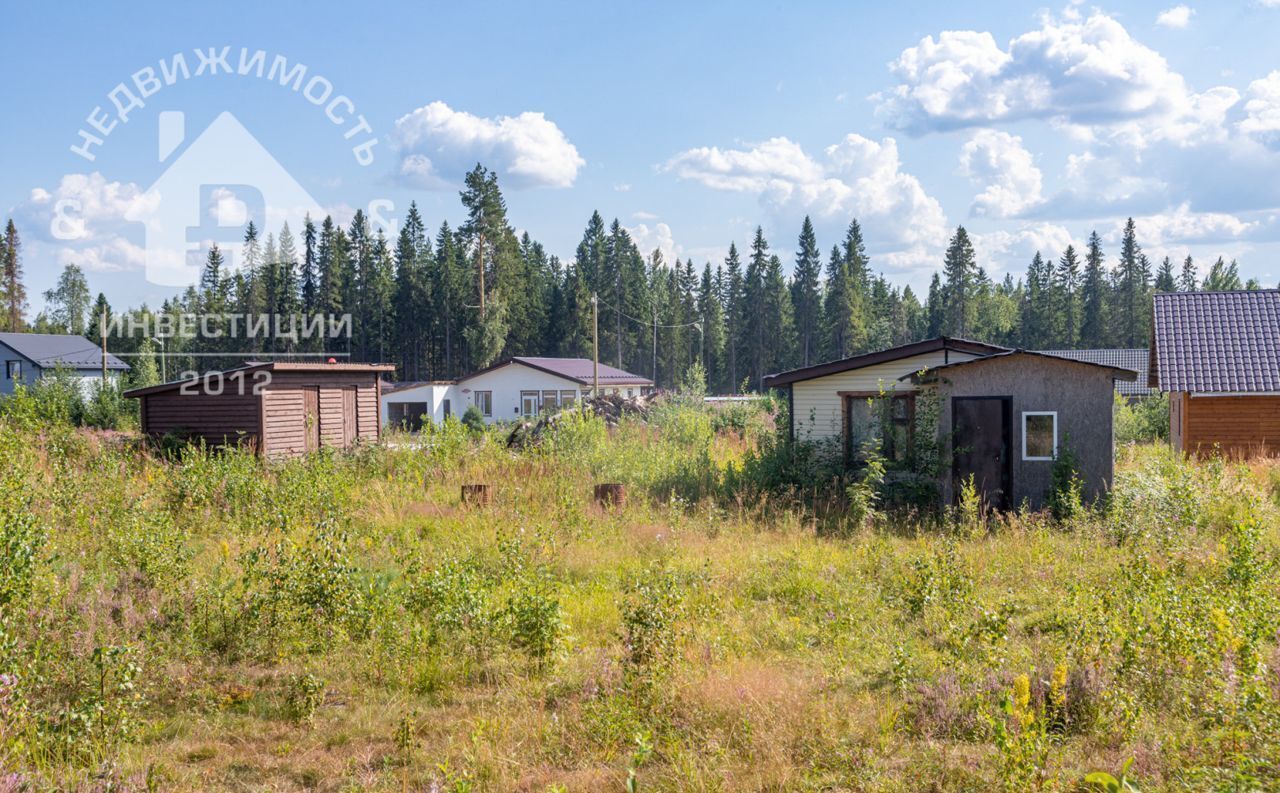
790;216;823;366
744;227;770;389
822;243;853;360
1178;255;1197;292
1054;245;1081;348
1;219;27;332
721;244;745;390
842;220;871;354
1154;255;1176;292
1080;231;1108;347
1202;257;1243;291
1114;218;1149;347
301;214;318;316
940;226;977;338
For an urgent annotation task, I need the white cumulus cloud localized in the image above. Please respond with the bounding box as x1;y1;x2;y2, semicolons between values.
625;221;683;266
663;133;949;259
877;11;1236;146
960;130;1043;218
1156;5;1194;28
971;224;1077;275
1120;203;1258;245
391;101;584;189
1240;71;1280;147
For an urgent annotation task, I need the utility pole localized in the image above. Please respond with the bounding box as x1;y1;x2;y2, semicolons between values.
651;305;657;385
99;309;107;382
592;292;599;398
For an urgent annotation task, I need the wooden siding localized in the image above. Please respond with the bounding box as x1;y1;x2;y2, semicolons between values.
140;389;260;448
791;350;980;441
261;387;309;458
138;369;384;458
1182;394;1280;457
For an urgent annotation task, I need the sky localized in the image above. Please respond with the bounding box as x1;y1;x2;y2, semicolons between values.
4;0;1280;315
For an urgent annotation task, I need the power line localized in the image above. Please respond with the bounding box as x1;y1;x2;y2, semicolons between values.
593;295;702;330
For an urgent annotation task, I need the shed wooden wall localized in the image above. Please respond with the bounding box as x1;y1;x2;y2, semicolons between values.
140;389;261;448
260;372;380;458
1181;394;1280;457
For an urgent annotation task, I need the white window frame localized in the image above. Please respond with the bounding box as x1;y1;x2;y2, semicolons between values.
1021;411;1058;461
473;390;493;417
5;360;20;380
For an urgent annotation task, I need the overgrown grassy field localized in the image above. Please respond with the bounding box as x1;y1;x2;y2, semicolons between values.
3;393;1280;791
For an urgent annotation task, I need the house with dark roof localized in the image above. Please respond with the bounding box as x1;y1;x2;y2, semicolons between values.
1038;349;1153;399
0;332;129;396
1150;289;1280;457
763;337;1135;509
381;357;654;428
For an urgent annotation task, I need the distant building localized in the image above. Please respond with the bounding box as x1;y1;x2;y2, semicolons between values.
381;357;654;429
1038;349;1152;399
0;332;129;396
1150;290;1280;457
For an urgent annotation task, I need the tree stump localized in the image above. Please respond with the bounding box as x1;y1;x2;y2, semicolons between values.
460;484;491;507
594;483;626;509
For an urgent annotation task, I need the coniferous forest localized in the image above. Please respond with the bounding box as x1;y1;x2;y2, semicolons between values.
7;164;1270;391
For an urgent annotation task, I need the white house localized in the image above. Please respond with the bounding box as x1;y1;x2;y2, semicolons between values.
382;356;654;429
0;332;130;396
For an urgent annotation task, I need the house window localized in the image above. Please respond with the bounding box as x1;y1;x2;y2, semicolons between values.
5;361;20;380
442;399;451;418
1022;412;1057;461
520;391;540;416
541;390;559;412
473;390;492;417
560;390;577;406
845;392;914;464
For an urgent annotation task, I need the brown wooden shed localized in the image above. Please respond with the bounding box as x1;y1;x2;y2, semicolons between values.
125;362;396;458
1150;290;1280;457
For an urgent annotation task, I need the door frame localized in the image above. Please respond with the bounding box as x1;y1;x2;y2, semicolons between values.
950;395;1013;510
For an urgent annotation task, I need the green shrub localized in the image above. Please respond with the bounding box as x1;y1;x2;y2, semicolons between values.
1115;392;1169;445
461;405;486;434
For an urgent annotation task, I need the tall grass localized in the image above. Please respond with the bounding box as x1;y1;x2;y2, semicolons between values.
1;400;1279;790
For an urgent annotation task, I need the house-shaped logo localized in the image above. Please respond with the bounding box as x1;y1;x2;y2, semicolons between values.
126;111;323;287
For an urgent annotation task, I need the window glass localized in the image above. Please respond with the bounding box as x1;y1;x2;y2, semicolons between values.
1024;413;1056;459
474;391;493;416
5;361;20;380
541;390;559;412
560;390;577;406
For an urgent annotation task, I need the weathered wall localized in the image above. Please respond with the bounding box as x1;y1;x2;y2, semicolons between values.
1183;394;1280;457
935;355;1118;509
264;372;380;456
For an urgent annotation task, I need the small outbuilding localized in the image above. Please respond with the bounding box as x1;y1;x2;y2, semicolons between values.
1150;289;1280;457
763;338;1136;510
125;361;396;458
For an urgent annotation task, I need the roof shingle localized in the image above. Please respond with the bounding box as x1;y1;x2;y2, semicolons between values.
1038;349;1152;397
1151;290;1280;393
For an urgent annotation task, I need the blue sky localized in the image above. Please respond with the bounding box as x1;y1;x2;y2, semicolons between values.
5;0;1280;313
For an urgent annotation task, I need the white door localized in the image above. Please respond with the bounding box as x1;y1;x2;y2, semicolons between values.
521;392;539;416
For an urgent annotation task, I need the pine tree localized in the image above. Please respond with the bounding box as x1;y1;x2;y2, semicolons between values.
1;219;27;332
790;216;823;366
1080;231;1108;347
1202;257;1243;291
940;226;977;337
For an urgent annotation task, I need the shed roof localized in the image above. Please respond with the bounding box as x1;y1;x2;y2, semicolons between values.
0;332;129;371
762;337;1010;388
1037;349;1152;397
901;349;1138;383
1150;290;1280;393
123;361;395;398
458;356;653;386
